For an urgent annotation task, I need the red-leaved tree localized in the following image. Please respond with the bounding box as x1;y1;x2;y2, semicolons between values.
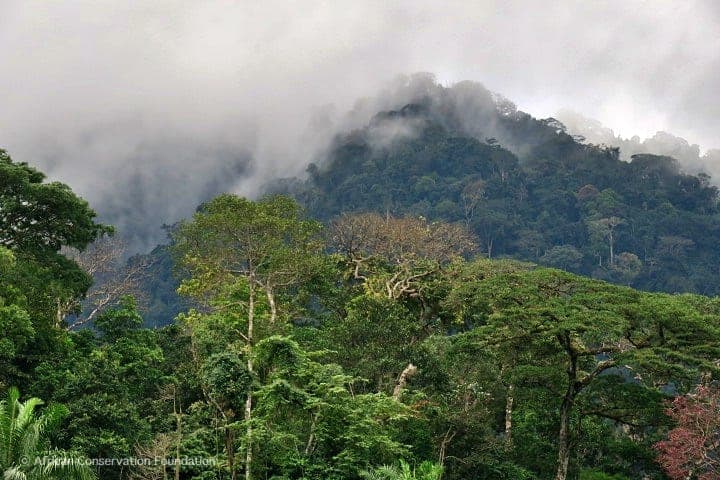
655;385;720;480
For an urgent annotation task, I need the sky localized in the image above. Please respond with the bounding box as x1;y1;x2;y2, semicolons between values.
1;0;719;249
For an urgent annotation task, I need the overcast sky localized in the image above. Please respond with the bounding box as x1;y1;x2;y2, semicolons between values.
1;0;718;247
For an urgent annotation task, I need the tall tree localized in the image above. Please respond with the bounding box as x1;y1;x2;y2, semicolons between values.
330;213;475;300
0;152;110;391
61;236;152;330
172;194;325;480
588;217;624;267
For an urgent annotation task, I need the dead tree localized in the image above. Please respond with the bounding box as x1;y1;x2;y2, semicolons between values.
60;236;152;329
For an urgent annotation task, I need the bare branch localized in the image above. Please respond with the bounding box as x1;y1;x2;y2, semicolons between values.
62;236;153;330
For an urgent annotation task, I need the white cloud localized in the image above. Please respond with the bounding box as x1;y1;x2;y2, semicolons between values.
0;0;718;249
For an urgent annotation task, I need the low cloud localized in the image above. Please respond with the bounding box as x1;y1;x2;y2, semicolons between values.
1;1;718;251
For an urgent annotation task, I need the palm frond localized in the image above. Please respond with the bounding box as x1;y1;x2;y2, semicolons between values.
3;466;28;480
0;389;94;480
39;450;95;480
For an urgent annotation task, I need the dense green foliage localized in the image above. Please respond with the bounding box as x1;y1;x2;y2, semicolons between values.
0;151;110;389
0;387;96;479
0;150;108;254
22;189;711;480
3;83;720;480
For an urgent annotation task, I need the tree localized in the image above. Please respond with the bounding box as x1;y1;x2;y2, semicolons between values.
0;151;110;339
472;269;720;480
460;179;486;227
469;205;511;259
251;336;412;479
330;213;475;300
0;150;109;254
129;433;175;480
608;252;642;285
201;351;252;478
329;213;476;399
655;384;720;480
588;217;624;266
540;245;584;272
172;194;325;480
655;235;695;264
576;184;599;202
325;294;422;392
0;387;95;479
62;236;152;330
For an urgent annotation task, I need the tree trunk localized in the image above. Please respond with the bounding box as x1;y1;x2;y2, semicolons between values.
504;384;514;441
305;411;319;455
555;391;574;480
265;285;277;324
225;427;236;480
393;363;418;400
555;342;578;480
245;281;255;480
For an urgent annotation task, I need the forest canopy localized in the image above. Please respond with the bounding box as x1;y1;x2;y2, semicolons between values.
4;70;720;480
2;146;720;480
279;86;720;297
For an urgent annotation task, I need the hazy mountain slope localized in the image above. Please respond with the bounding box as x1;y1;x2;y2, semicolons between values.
557;109;720;179
279;82;720;296
138;78;720;325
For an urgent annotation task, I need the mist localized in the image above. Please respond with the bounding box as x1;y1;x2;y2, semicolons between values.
1;1;718;251
557;109;720;181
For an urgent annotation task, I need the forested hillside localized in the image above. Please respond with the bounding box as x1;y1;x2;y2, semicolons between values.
139;78;720;324
3;75;720;480
3;148;720;480
279;79;720;296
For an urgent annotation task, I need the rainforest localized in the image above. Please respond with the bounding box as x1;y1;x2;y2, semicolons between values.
2;2;720;479
3;81;720;479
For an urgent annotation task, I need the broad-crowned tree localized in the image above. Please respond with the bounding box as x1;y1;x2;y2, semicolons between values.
329;213;475;301
471;268;720;480
0;150;107;254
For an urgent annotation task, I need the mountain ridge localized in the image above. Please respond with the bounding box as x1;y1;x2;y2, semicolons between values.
138;78;720;326
275;79;720;296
